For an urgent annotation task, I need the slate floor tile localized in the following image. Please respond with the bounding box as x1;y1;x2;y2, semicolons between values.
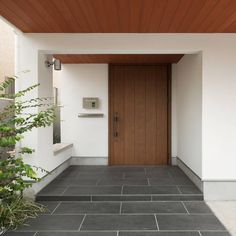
37;232;117;236
168;169;187;176
145;167;173;175
78;172;124;178
81;214;157;230
145;170;171;178
178;186;202;194
147;174;171;179
92;195;151;201
145;166;171;171
97;178;148;186
18;215;84;231
37;186;66;196
107;167;145;172
63;186;122;195
57;171;80;178
183;201;213;214
36;195;91;202
156;214;226;230
200;232;231;236
122;201;187;213
37;201;60;213
4;233;36;236
149;176;193;185
54;202;120;214
152;195;203;201
124;172;147;178
69;165;105;171
73;165;106;172
123;186;179;194
169;172;188;178
145;166;178;172
119;232;200;236
51;178;98;186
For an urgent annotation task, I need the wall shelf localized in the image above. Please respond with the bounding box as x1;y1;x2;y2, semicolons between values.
78;113;104;118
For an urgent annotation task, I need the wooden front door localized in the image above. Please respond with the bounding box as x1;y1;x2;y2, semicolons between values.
109;65;170;165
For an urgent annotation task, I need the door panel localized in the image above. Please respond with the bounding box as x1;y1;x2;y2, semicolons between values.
109;65;169;165
124;70;135;164
134;68;146;164
146;68;158;164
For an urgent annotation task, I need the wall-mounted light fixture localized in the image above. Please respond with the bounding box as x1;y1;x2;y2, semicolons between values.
45;59;61;71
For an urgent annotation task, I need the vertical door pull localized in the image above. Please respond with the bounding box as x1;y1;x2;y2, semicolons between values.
113;112;119;137
114;116;118;122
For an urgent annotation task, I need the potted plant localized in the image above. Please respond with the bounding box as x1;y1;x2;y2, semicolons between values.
0;75;54;233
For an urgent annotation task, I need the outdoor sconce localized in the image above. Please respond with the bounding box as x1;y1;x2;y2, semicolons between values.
45;59;61;71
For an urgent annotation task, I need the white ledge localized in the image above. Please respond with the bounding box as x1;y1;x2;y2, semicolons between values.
53;143;73;155
0;97;14;101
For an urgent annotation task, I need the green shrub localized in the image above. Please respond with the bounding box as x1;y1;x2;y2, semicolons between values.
0;74;54;231
0;195;46;231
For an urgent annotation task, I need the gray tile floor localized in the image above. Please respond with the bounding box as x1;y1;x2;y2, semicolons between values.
36;166;203;201
5;166;231;235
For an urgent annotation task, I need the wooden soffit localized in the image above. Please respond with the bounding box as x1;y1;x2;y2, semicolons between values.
53;54;184;64
1;0;236;33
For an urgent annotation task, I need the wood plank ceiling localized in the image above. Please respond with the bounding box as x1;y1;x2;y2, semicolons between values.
1;0;236;33
53;54;184;64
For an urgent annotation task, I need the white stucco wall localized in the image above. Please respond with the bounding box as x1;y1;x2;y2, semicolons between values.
0;19;15;83
16;33;236;182
16;52;72;176
53;64;108;158
171;66;178;159
174;54;202;177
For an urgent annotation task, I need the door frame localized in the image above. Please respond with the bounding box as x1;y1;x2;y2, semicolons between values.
108;64;172;165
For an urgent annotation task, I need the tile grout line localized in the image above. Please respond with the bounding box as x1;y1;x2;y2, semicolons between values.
154;214;159;230
51;202;61;215
119;201;122;214
176;185;182;194
60;186;70;196
181;201;190;214
78;214;86;231
48;213;217;216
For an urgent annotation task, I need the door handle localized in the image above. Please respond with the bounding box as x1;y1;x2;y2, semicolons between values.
113;112;118;138
114;115;118;122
